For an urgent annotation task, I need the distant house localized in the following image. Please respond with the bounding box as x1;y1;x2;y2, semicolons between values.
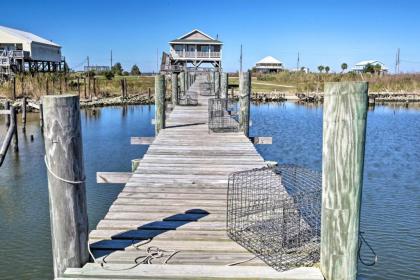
254;56;284;73
352;60;388;73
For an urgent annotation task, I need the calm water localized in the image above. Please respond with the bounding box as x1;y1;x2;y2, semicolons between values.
0;103;419;279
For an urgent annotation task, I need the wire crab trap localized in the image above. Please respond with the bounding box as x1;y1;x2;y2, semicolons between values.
179;91;198;106
208;98;240;132
227;164;322;271
200;82;215;96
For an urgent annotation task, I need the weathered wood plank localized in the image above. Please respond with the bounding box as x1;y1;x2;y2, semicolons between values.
96;172;132;184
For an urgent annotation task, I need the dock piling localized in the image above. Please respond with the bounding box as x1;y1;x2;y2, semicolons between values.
239;70;251;137
180;72;185;98
22;96;27;132
215;71;220;97
155;74;166;134
221;72;228;99
172;73;178;105
42;94;89;278
320;82;368;280
4;101;10;127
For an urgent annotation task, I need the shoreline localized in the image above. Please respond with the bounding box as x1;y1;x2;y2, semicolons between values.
1;90;420;112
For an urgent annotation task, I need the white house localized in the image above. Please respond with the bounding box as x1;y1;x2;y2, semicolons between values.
352;60;388;73
254;56;284;73
0;25;61;62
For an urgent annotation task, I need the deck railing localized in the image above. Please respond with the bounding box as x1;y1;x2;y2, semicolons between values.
171;50;221;59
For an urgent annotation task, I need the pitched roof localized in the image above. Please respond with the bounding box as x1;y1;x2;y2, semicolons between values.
0;25;61;47
354;60;388;70
256;56;282;64
169;29;222;44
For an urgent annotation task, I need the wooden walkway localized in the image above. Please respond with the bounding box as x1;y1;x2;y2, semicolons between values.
61;76;323;279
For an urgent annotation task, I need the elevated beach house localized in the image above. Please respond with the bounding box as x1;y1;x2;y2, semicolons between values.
352;60;388;74
254;56;284;73
0;25;64;78
162;29;223;72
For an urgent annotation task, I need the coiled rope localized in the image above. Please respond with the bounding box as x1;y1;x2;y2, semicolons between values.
358;231;378;266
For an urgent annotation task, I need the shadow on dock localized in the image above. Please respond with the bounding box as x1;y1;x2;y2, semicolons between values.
90;209;210;258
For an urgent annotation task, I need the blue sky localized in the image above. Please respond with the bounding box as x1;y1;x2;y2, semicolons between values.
2;0;420;73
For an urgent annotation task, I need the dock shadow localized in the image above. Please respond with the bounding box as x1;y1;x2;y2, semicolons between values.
90;209;209;258
165;122;206;128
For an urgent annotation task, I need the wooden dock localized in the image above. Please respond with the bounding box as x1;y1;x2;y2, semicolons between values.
60;76;323;279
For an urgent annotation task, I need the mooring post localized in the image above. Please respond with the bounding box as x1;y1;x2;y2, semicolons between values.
210;71;215;94
155;75;166;134
22;96;27;132
4;101;10;127
215;71;220;97
42;95;89;278
221;72;228;99
239;70;251;137
83;77;87;99
171;73;178;106
39;102;44;129
12;77;16;100
179;71;185;97
77;77;80;96
12;106;18;152
320;82;368;280
148;88;151;103
120;79;125;99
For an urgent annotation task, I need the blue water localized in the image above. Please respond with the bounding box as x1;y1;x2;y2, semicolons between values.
0;102;419;279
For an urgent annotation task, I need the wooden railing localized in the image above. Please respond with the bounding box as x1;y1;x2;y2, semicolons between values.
171;50;221;59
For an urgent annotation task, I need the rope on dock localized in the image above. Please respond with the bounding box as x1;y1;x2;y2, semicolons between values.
44;155;86;184
87;238;180;271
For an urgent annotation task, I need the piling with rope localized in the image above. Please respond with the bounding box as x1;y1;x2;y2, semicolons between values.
320;82;368;280
42;94;89;278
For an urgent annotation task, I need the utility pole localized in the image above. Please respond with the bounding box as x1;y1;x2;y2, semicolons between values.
240;44;243;73
395;48;400;74
110;50;113;69
297;52;300;71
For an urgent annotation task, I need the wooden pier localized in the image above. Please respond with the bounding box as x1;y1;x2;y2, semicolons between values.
59;76;323;279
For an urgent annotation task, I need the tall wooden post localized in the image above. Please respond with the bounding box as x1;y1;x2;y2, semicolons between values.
77;77;81;96
171;73;178;106
22;96;27;132
12;77;16;100
4;101;10;127
320;82;368;280
93;78;97;97
46;77;49;95
83;77;87;99
148;88;151;103
42;95;89;278
179;72;185;97
210;71;215;94
239;71;251;137
215;71;220;97
12;106;18;152
221;72;228;99
155;75;166;134
120;79;125;99
39;102;44;129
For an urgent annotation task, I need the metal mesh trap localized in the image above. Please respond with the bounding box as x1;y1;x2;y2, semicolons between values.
208;98;240;132
200;82;215;96
227;164;322;271
179;91;198;106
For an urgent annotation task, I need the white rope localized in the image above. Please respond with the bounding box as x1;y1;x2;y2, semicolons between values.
44;155;86;184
